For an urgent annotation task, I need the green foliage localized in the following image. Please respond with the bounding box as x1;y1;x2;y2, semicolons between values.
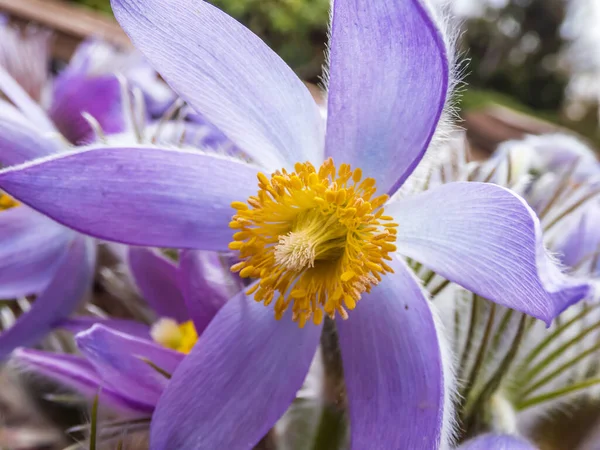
210;0;329;79
70;0;112;14
68;0;329;79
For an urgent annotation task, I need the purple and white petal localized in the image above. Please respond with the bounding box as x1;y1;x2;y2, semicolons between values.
0;21;52;103
0;65;55;132
325;0;449;195
76;325;184;405
14;348;154;414
111;0;323;169
128;247;188;323
457;433;538;450
0;146;260;250
0;236;95;359
0;113;62;166
0;207;73;298
388;182;590;324
556;204;600;272
150;290;321;450
178;250;241;334
336;257;447;450
58;317;151;340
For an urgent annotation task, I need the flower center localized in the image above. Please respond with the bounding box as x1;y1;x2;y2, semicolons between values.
0;192;18;211
229;158;398;327
150;318;198;354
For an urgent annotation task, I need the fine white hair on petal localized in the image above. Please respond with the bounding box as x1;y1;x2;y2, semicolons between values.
317;0;334;94
430;293;460;450
394;0;467;199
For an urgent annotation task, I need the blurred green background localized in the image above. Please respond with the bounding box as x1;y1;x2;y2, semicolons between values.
69;0;599;144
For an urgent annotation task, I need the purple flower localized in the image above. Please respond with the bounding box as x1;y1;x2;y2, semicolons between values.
0;68;97;358
0;0;590;448
493;134;600;183
556;204;600;276
48;39;175;143
0;215;94;360
14;248;238;415
0;32;171;145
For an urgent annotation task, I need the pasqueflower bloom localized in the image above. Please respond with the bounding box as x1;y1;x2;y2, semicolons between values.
15;248;238;415
0;0;589;448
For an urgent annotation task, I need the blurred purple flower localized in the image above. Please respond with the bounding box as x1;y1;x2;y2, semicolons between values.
0;66;97;359
48;39;176;143
14;248;239;415
457;434;538;450
556;204;600;276
0;0;590;448
0;23;173;145
494;133;600;183
0;31;239;360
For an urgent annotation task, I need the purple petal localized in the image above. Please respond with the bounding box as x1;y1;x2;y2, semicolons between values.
76;324;184;405
0;112;61;166
150;290;321;449
0;146;260;250
556;204;600;272
336;257;445;449
0;65;55;132
49;74;123;144
178;250;241;334
388;182;590;324
58;317;151;340
111;0;323;169
457;433;538;450
0;236;95;359
324;0;449;195
0;21;52;103
128;247;188;323
14;348;154;414
0;207;73;298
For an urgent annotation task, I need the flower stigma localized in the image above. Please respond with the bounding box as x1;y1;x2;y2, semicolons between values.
0;192;18;211
229;158;398;328
151;318;198;354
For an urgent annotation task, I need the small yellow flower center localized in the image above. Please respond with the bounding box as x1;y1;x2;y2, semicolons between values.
150;318;198;354
229;158;398;327
0;192;18;211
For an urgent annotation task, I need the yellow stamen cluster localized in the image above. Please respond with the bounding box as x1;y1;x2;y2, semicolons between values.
229;158;398;327
150;318;198;354
0;193;18;211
